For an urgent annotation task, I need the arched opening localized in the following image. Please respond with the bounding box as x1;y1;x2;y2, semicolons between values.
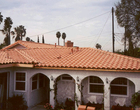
81;76;104;104
54;74;75;108
29;73;50;107
110;77;135;107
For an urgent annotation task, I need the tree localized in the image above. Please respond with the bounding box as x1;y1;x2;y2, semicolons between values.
115;0;140;56
1;17;13;45
0;12;3;24
26;37;34;42
95;43;102;49
62;32;66;46
11;25;26;41
26;37;30;41
42;35;45;43
56;31;61;45
37;36;39;43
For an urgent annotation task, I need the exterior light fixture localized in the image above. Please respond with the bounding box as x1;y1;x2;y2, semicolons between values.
50;76;53;81
77;76;79;82
106;78;108;84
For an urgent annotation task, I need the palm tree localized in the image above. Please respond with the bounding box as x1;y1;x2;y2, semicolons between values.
11;25;26;41
1;17;13;45
19;25;26;40
42;35;45;43
37;36;39;43
26;37;30;41
0;12;3;24
62;33;66;46
56;31;61;45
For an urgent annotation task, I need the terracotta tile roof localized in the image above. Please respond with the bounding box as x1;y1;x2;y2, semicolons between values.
2;40;63;50
0;47;140;71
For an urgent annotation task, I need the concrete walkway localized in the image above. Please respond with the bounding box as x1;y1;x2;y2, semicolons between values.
28;105;46;110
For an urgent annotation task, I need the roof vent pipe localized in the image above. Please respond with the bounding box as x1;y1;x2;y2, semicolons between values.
71;48;73;54
55;43;56;47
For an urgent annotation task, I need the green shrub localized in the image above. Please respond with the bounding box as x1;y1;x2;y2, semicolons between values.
131;91;140;108
8;94;28;110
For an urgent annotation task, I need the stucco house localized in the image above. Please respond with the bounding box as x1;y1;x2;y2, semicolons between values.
0;40;140;110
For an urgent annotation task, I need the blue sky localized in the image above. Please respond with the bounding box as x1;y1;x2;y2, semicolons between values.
0;0;124;52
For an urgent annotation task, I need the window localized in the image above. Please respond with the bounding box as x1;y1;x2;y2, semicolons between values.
61;75;72;80
15;72;26;91
32;75;38;90
89;76;104;94
32;73;45;90
39;74;44;88
111;78;128;95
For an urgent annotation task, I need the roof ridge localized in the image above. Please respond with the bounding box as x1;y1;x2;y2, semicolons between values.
1;40;64;50
19;40;64;47
14;49;37;63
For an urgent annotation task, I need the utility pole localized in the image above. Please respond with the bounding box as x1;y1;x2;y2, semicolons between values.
112;7;115;53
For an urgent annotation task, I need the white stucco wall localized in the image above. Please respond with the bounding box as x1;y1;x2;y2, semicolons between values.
0;67;140;110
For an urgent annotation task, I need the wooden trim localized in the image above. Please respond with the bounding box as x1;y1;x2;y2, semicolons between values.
0;64;140;72
35;67;140;72
0;64;33;68
15;64;33;68
14;71;27;92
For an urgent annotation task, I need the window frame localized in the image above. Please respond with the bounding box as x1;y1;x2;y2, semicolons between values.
61;75;73;81
32;74;38;91
111;78;129;97
88;76;104;95
31;73;45;92
14;71;27;92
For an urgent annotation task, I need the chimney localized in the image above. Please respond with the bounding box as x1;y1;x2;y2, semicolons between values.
55;43;56;47
76;47;79;51
65;41;73;47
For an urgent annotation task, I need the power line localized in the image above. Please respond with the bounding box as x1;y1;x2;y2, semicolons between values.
102;39;112;50
115;37;122;45
28;11;110;38
114;34;123;41
70;31;111;41
102;38;112;47
89;11;111;47
115;18;124;33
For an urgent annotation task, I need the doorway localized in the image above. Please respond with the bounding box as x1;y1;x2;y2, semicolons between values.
0;72;8;109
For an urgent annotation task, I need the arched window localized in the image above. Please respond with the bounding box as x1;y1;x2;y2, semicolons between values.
89;76;104;94
32;73;45;90
111;78;128;95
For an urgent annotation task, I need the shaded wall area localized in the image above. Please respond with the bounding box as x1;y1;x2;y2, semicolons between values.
29;73;50;107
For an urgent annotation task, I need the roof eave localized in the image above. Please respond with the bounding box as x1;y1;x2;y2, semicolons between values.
34;66;140;73
0;64;34;68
